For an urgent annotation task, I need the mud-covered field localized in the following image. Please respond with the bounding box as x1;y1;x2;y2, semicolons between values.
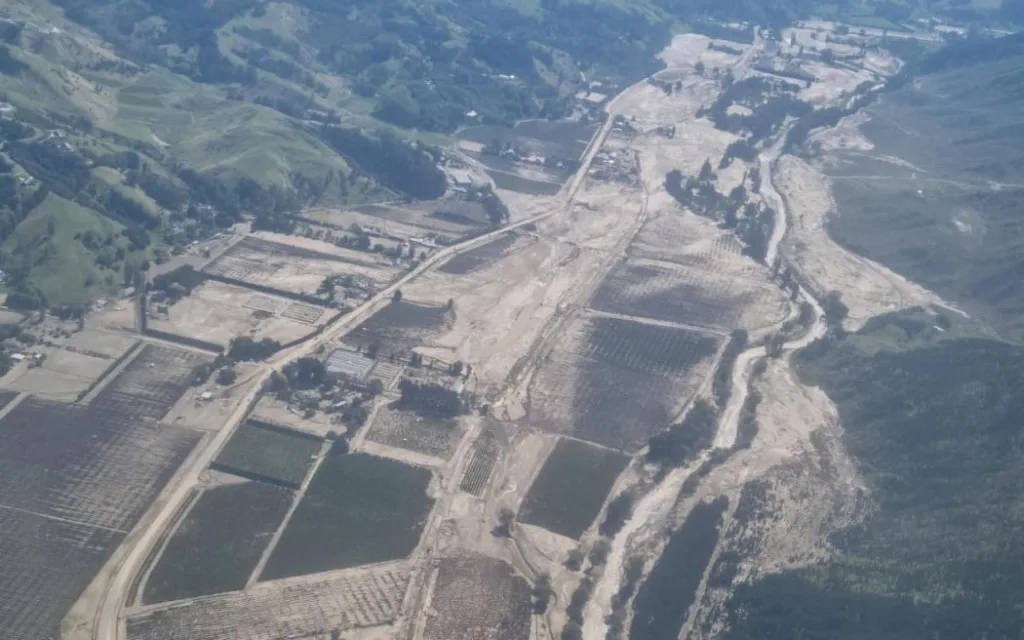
529;314;720;451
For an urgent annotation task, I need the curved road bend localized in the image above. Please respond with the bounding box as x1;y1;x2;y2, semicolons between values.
93;103;623;640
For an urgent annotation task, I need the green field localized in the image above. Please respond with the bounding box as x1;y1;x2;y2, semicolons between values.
143;479;294;603
631;497;728;640
260;453;434;580
519;438;630;539
214;422;321;487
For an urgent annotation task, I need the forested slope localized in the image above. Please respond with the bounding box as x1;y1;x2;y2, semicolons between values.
827;34;1024;340
723;309;1024;639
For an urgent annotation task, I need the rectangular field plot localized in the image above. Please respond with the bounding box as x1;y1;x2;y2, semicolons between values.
458;120;596;160
204;235;397;294
91;344;209;421
370;359;404;388
5;349;109;398
149;281;316;348
519;439;629;539
439;232;522;275
280;301;324;325
0;388;202;640
213;422;321;488
629;209;766;278
489;169;562;195
0;397;202;531
0;508;124;640
241;293;286;314
128;561;412;640
260;453;434;580
423;556;532;640
365;405;462;460
459;430;499;496
591;258;788;332
528;314;720;452
143;479;295;604
348;300;453;353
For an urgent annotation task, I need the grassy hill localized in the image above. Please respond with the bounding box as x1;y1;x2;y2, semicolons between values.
3;193;123;306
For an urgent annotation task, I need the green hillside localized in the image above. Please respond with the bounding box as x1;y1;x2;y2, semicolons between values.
0;0;1013;307
3;193;123;307
723;309;1024;639
826;34;1024;341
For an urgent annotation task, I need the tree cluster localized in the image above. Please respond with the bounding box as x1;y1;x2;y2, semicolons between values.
712;329;748;408
599;491;635;537
319;126;446;201
150;265;207;300
646;398;718;468
395;378;464;418
227;336;282;362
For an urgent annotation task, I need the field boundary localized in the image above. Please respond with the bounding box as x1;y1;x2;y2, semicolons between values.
246;440;330;585
207;462;303;490
201;271;331;307
76;340;144;402
140;327;224;354
245;417;326;443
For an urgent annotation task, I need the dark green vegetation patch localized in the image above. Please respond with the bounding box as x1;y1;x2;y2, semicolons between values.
631;497;728;640
348;300;453;353
519;438;629;539
214;422;321;487
260;453;434;580
723;311;1024;638
143;479;294;603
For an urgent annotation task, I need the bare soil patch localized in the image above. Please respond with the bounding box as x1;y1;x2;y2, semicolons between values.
777;154;941;329
148;281;316;347
205;233;400;295
439;232;525;275
347;299;454;354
